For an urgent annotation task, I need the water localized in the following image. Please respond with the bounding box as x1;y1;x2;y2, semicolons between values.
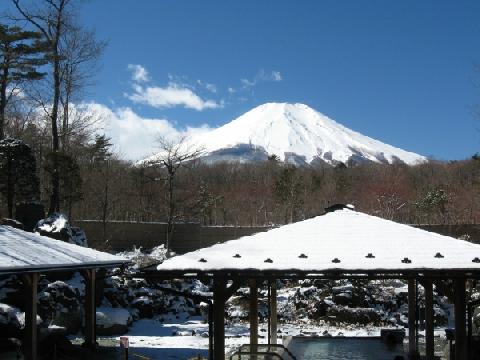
287;337;406;360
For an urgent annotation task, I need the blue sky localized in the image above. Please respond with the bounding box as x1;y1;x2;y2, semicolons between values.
20;1;480;160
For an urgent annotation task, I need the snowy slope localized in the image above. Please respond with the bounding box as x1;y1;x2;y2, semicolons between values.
191;103;426;166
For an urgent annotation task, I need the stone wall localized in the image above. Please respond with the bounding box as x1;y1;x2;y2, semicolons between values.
74;220;271;254
73;220;480;254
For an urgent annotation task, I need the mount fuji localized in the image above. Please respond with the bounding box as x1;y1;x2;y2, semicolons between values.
153;103;427;166
194;103;426;166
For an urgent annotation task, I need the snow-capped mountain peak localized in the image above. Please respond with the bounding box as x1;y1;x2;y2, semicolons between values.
191;102;426;166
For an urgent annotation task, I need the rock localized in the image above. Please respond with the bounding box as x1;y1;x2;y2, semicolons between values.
308;300;328;320
96;307;132;336
0;218;24;230
51;310;82;335
327;306;381;325
0;303;22;339
131;296;154;318
34;213;87;247
333;292;352;305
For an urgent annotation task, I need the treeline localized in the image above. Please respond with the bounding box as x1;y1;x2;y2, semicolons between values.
73;156;480;226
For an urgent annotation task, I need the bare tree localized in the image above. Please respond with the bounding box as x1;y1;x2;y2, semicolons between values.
146;135;203;255
59;24;106;151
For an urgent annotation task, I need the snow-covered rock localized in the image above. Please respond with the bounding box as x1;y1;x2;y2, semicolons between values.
35;213;88;246
96;307;132;335
117;245;167;270
0;303;23;331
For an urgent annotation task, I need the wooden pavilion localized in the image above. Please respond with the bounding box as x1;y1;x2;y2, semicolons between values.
143;206;480;360
0;225;129;360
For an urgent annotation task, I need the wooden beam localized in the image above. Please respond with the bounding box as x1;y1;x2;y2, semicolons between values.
213;276;226;360
249;279;258;353
269;281;278;345
424;279;434;360
22;273;38;360
408;279;418;358
83;269;96;351
454;279;467;360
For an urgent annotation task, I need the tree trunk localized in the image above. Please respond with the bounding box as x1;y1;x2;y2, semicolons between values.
0;56;9;140
48;12;63;215
7;150;13;218
101;162;110;243
166;167;175;254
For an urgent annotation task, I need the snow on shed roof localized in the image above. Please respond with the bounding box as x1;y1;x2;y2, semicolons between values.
156;209;480;274
0;225;128;274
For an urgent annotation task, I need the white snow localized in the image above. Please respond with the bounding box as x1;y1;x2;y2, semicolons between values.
148;103;426;166
0;225;128;273
157;209;480;272
36;214;68;234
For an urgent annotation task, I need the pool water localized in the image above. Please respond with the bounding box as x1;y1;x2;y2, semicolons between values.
287;337;405;360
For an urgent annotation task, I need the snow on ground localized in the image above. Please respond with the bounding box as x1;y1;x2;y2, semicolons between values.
92;315;449;360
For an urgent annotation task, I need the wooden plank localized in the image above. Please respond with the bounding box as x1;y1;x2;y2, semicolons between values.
424;279;434;360
454;279;467;360
270;281;278;344
213;276;226;360
23;273;38;360
408;279;417;357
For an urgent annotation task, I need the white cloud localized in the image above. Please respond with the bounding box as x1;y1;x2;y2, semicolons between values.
85;103;212;161
127;64;149;82
127;82;222;111
197;79;217;93
271;71;282;81
240;69;283;89
240;78;255;87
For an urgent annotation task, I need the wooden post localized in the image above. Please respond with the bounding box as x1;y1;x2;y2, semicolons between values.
454;278;467;360
208;303;214;360
213;276;226;360
269;281;278;345
424;279;434;360
23;273;39;360
249;279;258;354
408;279;418;358
83;269;96;351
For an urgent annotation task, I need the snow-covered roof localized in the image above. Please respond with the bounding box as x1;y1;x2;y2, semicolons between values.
156;209;480;275
0;225;128;274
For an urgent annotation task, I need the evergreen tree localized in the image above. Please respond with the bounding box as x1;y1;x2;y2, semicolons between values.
87;134;112;163
0;23;47;139
0;138;40;217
